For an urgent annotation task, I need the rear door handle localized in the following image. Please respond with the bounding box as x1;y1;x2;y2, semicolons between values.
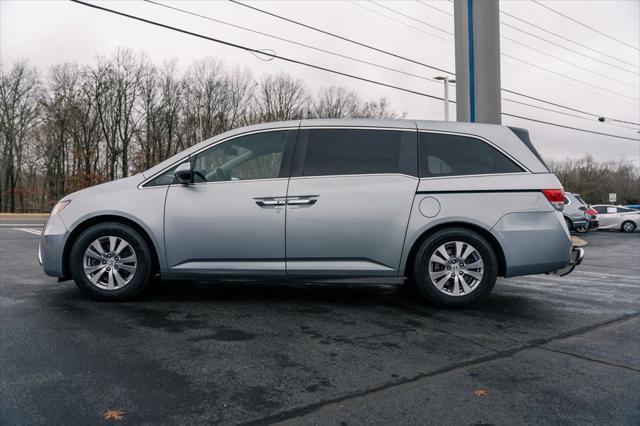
286;196;318;207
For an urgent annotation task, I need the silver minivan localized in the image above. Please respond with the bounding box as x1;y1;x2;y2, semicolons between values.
39;119;583;307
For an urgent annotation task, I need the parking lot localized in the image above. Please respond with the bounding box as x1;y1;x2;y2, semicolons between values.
1;216;638;425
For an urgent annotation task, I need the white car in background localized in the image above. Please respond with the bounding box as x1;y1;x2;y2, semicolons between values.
591;205;640;233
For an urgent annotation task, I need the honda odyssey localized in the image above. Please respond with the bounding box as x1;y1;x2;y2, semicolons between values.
39;119;583;307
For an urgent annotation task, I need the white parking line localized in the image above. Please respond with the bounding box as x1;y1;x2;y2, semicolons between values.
14;228;43;236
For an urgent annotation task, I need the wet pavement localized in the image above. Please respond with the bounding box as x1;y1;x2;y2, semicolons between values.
1;218;639;425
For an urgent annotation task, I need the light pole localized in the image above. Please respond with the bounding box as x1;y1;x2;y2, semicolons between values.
434;76;455;121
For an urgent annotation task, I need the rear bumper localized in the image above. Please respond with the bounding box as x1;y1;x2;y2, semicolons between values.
492;211;572;277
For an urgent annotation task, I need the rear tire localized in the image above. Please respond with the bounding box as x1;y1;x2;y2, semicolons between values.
69;222;153;301
575;225;589;233
412;228;498;307
621;221;636;233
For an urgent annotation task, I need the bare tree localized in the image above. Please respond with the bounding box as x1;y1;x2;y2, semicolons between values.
0;61;42;212
255;73;310;122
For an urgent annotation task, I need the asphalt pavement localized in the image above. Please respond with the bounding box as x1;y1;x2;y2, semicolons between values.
1;217;639;425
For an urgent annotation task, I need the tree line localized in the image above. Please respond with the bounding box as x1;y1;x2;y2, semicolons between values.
0;48;398;212
1;49;638;212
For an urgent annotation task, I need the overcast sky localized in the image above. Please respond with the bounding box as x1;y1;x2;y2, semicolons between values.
2;0;639;164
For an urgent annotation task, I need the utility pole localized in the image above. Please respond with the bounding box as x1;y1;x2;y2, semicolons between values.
434;76;456;121
453;0;502;124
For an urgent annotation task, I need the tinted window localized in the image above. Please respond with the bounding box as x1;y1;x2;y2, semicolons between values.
617;207;634;213
593;206;607;214
192;130;292;182
300;129;416;177
575;195;587;205
418;133;523;177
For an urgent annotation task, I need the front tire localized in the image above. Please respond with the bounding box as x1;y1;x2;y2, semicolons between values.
69;222;153;301
621;221;637;233
412;228;498;307
575;225;589;233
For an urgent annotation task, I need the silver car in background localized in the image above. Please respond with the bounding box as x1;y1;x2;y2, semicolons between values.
591;205;640;232
39;119;583;307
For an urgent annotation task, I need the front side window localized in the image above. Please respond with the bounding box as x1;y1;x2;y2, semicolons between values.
617;207;633;213
418;133;523;178
192;130;293;182
300;129;416;177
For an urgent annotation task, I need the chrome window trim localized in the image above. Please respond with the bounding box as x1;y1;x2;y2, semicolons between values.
138;125;529;189
417;129;531;174
418;171;530;181
137;126;299;189
289;173;419;181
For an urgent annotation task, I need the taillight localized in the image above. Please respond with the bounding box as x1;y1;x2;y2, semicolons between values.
542;189;565;211
586;208;597;216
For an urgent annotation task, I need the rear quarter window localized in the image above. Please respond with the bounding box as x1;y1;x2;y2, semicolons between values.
418;132;523;178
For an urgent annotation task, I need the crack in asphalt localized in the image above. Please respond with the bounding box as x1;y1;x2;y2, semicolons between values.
540;346;640;374
239;311;640;426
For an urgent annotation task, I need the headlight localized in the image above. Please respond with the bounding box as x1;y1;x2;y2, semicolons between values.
50;200;71;216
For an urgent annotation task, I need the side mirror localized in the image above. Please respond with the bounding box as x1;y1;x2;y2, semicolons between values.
174;162;192;184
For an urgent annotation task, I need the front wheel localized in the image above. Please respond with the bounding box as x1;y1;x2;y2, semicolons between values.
69;222;153;301
621;221;637;233
412;228;498;307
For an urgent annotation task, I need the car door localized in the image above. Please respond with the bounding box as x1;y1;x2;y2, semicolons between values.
164;129;297;275
285;127;419;276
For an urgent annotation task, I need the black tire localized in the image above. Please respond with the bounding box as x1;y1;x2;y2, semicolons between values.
621;220;637;233
575;225;589;233
69;222;153;301
564;216;573;232
412;227;498;307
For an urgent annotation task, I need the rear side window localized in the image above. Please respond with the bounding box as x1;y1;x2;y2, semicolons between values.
418;132;523;178
299;129;416;177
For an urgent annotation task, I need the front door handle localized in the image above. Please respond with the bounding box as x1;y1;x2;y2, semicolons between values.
254;197;286;208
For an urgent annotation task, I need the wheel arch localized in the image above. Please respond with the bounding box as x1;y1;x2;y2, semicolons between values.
403;221;507;279
61;215;161;279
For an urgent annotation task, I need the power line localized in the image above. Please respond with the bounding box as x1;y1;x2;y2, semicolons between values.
531;0;640;51
228;0;453;75
499;9;639;70
70;0;640;143
500;20;639;76
502;98;639;131
415;0;453;17
144;0;447;88
502;53;639;103
367;0;453;35
348;1;453;44
502;113;639;142
501;36;639;90
230;0;639;121
149;0;640;132
346;0;640;107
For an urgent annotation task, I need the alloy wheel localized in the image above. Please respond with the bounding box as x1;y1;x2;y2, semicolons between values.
428;241;484;297
82;236;137;290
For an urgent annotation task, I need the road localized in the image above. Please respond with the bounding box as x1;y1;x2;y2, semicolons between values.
1;217;639;425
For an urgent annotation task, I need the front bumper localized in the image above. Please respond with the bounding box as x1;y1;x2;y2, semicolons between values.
589;220;599;230
39;214;69;277
550;246;584;277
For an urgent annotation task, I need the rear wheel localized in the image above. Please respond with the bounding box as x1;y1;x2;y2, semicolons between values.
69;222;153;301
621;221;636;233
412;228;498;307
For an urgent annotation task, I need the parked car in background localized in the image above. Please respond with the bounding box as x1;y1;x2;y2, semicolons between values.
591;205;640;232
39;119;584;307
563;192;598;233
